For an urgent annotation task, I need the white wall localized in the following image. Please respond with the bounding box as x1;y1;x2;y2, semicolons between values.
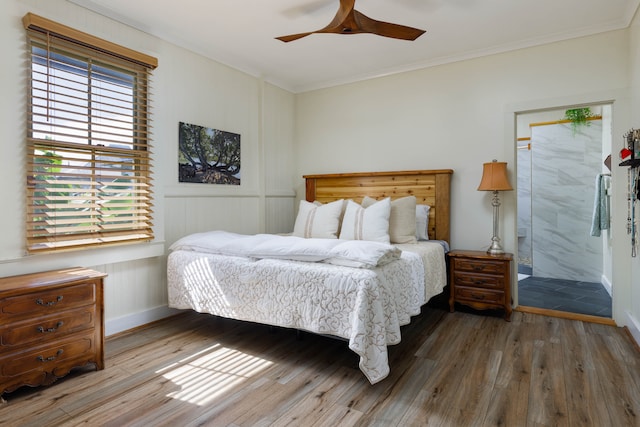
601;104;614;294
0;0;296;335
628;9;640;344
295;29;637;330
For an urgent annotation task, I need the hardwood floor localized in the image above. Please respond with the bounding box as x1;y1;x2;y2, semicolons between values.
2;306;640;426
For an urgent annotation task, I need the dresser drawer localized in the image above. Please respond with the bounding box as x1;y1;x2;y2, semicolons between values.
453;272;504;290
0;307;95;350
0;333;95;379
453;258;507;275
455;287;504;304
0;282;96;319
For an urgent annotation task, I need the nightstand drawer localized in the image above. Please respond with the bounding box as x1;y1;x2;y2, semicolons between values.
456;287;504;304
453;272;504;290
453;258;506;275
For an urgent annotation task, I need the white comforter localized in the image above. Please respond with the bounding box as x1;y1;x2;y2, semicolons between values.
167;232;446;384
169;231;403;268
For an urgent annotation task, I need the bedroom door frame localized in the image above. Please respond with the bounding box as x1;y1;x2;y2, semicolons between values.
513;103;613;319
505;89;634;326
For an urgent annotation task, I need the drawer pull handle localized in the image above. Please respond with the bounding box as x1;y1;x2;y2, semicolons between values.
474;280;485;285
37;349;63;362
471;293;485;300
35;296;63;306
37;321;64;333
473;266;484;271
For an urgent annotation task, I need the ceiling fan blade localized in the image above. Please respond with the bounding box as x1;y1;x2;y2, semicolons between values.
354;10;425;41
276;0;425;42
276;0;355;42
276;32;315;43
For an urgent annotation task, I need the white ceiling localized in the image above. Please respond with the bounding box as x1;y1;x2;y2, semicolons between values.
68;0;640;93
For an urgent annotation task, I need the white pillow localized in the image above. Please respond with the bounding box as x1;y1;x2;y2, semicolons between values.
362;195;417;244
292;199;344;238
416;204;431;240
339;198;391;244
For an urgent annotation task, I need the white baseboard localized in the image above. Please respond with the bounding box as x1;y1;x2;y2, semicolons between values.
625;310;640;348
105;305;183;337
601;274;612;296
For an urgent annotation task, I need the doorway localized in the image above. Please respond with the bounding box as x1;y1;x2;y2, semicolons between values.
516;104;613;318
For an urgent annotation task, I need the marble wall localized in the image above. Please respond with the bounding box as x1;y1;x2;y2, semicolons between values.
525;120;604;282
517;143;532;270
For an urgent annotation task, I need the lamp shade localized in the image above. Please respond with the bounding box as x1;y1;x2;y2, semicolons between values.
477;160;513;191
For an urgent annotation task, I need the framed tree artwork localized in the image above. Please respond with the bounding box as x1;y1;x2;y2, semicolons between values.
178;121;241;185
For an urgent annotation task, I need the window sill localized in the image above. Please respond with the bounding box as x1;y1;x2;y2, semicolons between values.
0;241;166;276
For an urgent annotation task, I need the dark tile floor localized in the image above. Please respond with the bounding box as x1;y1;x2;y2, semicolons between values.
518;275;612;318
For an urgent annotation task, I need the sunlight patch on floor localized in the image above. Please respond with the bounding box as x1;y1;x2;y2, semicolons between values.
159;344;274;406
518;273;530;281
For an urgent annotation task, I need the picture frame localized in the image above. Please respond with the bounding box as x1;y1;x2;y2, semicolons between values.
178;121;241;185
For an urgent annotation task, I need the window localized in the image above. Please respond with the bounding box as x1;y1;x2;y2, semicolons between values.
24;13;158;253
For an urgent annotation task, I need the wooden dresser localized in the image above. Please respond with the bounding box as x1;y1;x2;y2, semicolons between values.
448;250;513;321
0;268;106;400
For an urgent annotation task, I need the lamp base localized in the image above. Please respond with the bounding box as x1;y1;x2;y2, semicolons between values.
486;244;505;256
487;236;505;255
487;190;505;255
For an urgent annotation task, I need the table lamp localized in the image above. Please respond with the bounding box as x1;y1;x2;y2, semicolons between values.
478;160;513;255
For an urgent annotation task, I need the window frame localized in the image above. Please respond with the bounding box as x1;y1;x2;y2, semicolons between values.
24;13;158;253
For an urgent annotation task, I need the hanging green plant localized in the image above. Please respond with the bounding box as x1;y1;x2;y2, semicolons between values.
564;107;594;135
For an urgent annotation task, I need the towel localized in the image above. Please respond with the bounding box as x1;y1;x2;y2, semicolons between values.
590;174;610;237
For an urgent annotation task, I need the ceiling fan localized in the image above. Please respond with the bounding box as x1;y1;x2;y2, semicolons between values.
276;0;426;42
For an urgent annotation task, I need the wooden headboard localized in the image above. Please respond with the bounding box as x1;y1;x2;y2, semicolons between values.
304;169;453;242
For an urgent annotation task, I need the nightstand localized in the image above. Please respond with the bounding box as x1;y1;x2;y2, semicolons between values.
448;250;513;321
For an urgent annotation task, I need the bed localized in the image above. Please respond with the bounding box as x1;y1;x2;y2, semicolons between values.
167;169;453;384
